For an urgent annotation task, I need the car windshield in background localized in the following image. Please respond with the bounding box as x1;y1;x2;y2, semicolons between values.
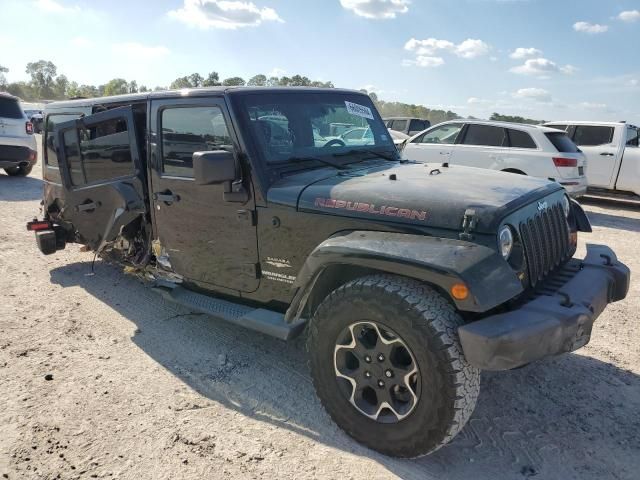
237;93;395;165
545;132;580;153
0;97;24;119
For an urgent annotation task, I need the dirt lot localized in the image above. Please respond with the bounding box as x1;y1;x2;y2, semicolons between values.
1;139;639;479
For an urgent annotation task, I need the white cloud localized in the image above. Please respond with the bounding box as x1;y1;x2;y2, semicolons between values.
339;0;410;19
112;42;170;59
168;0;283;29
455;39;490;59
35;0;79;13
573;21;608;34
579;102;609;110
510;57;576;76
402;56;445;68
509;47;542;59
268;67;286;77
618;10;640;22
512;87;552;102
467;97;492;105
628;78;639;87
403;37;489;66
71;36;92;48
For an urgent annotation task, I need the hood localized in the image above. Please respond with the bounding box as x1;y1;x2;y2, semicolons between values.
269;162;562;234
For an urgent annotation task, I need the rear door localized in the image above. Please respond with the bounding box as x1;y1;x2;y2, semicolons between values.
569;124;617;188
402;122;463;162
55;106;147;251
452;123;507;169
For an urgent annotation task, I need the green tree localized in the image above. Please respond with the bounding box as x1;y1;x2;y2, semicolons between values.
25;60;57;98
203;71;221;87
489;112;543;125
188;73;204;87
103;78;130;96
53;74;69;99
139;85;149;93
0;65;8;88
222;76;246;86
169;76;192;89
247;74;267;86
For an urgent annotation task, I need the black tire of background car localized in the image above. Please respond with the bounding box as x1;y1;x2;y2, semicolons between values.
307;274;480;458
4;165;34;177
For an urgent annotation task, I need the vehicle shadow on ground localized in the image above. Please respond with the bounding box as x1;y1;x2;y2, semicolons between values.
584;210;640;233
49;261;640;480
0;174;43;202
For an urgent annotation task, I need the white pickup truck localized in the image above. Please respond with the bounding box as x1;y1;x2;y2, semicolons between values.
544;121;640;196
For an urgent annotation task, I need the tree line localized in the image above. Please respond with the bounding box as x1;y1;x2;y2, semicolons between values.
0;59;541;126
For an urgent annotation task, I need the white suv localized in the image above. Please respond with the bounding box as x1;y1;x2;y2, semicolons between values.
401;120;587;197
0;93;38;177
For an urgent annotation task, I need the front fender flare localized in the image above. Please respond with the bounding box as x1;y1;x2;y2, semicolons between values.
285;230;523;322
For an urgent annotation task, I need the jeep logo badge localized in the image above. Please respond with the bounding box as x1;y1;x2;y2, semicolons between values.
537;201;548;211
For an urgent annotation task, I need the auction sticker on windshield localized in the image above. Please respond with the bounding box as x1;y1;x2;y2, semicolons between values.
345;101;374;120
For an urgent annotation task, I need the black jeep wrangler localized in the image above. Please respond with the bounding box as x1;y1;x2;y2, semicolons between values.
29;87;630;458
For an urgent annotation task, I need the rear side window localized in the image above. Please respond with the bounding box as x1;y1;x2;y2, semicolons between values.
462;124;506;147
0;97;23;119
391;119;407;131
45;113;82;167
626;127;639;147
573;126;614;146
545;132;580;153
409;119;428;132
161;106;233;178
507;129;537;149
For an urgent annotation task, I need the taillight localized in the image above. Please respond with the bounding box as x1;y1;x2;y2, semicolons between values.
553;157;577;167
26;220;52;231
26;121;34;134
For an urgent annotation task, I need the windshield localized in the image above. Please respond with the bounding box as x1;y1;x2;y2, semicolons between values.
236;92;395;165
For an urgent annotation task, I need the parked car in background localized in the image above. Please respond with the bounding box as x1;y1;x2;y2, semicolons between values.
0;92;37;176
402;120;588;197
338;127;409;148
544;121;640;197
384;117;431;137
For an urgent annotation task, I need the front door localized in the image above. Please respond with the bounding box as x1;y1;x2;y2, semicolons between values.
55;106;147;251
149;97;260;293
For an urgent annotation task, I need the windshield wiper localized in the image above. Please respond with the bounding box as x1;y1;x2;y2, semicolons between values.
331;149;399;162
284;156;349;170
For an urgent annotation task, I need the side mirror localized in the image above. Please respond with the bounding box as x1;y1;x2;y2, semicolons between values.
193;150;236;185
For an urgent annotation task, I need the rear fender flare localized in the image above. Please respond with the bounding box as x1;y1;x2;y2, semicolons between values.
284;230;523;323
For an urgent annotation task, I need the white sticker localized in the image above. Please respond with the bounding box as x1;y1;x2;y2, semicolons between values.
345;101;374;120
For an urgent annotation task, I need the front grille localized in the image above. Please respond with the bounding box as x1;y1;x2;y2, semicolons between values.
519;203;571;288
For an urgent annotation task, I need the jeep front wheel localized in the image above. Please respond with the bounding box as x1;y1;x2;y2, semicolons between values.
307;274;480;458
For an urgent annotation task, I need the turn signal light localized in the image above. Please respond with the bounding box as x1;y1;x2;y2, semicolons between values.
450;283;469;300
553;157;578;167
25;121;33;134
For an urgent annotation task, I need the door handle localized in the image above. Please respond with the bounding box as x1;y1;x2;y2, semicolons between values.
439;151;451;155
154;191;180;204
600;152;614;156
75;201;100;212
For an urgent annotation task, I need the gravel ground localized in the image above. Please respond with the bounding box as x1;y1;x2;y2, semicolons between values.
1;138;639;479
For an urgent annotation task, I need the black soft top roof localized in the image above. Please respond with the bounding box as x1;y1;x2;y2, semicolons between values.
46;86;366;110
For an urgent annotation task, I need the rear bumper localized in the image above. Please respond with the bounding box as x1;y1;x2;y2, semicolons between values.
560;178;588;198
458;244;630;370
0;143;37;168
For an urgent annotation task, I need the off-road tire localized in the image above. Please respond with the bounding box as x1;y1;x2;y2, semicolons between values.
4;165;33;177
307;274;480;458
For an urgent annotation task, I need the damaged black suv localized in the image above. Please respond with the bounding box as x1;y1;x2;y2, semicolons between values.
29;87;630;458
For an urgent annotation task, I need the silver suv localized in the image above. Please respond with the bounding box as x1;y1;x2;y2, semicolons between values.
0;93;37;176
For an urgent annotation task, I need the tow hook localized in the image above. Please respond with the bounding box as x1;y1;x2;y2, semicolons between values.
459;209;476;241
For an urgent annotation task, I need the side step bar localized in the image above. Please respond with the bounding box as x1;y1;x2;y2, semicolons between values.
152;284;306;341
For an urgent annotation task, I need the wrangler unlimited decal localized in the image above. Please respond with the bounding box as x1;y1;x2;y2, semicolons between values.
314;197;428;221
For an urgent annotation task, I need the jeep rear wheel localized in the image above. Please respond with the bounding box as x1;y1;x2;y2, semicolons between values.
307;274;480;458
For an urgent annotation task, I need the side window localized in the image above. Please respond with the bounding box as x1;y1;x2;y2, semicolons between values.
413;123;463;144
45;113;82;167
507;129;537;149
59;114;136;186
573;126;614;146
626;127;639;147
391;119;407;131
79;118;134;184
161;106;232;178
462;124;507;147
409;119;427;132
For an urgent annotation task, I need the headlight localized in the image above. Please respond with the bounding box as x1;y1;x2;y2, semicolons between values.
498;226;514;260
562;195;571;218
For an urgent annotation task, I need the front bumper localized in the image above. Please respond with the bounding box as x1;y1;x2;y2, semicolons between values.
458;244;630;370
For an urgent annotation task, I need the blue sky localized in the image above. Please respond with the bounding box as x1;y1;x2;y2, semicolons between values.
1;0;639;121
